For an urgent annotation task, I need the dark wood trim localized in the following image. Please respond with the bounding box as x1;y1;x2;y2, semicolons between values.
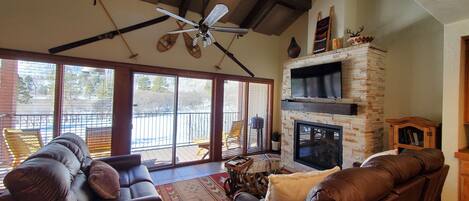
242;82;249;155
0;48;273;84
463;37;469;123
211;78;225;161
111;68;133;155
266;83;274;151
281;100;358;115
172;77;180;165
52;64;64;137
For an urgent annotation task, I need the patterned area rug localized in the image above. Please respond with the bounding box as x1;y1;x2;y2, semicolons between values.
156;172;231;201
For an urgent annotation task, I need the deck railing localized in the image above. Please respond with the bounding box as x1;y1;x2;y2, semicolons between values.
0;112;239;151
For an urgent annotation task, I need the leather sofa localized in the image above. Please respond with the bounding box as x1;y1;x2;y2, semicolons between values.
234;148;449;201
0;133;161;201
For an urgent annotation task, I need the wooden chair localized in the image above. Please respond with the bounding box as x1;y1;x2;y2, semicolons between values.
85;127;112;158
3;128;43;167
224;120;244;149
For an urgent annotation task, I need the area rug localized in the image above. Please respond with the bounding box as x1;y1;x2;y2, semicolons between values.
156;172;231;201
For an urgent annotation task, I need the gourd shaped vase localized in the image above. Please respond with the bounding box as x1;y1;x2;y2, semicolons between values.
288;37;301;58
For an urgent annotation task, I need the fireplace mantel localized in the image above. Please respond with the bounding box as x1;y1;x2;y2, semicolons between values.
281;43;386;170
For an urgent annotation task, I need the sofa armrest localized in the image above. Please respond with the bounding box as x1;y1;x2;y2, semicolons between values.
233;192;260;201
0;191;14;201
99;154;142;170
131;195;161;201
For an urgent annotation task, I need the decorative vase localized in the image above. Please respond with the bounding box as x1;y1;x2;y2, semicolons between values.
288;37;301;58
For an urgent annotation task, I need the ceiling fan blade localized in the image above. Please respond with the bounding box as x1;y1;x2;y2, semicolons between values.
207;31;216;46
156;7;198;26
210;26;248;35
167;28;198;34
203;4;229;27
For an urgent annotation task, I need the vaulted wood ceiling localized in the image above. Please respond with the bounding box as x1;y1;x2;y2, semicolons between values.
142;0;311;36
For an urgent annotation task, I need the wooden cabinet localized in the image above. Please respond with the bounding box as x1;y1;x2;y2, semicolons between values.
456;149;469;201
386;117;440;151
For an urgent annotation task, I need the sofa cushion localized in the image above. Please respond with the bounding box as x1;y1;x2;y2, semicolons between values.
361;155;422;184
28;142;82;176
88;160;120;199
401;148;444;173
98;181;158;201
4;158;74;201
118;165;153;187
70;170;95;201
306;167;394;201
52;133;93;169
265;166;340;201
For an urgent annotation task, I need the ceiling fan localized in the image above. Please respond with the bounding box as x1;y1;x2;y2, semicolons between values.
156;4;248;48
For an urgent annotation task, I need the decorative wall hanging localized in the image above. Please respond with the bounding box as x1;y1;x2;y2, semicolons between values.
346;26;374;46
177;21;202;59
313;6;334;54
287;37;301;58
156;23;185;52
156;21;202;59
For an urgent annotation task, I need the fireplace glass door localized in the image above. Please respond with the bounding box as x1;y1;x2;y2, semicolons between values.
294;121;342;170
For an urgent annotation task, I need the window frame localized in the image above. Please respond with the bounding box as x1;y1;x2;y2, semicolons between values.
0;48;274;167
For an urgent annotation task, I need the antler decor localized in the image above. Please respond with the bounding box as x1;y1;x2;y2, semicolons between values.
346;26;364;37
346;25;373;46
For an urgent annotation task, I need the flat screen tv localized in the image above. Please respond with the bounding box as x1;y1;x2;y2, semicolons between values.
291;61;342;99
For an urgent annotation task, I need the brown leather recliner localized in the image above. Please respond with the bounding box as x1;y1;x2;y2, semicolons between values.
234;148;449;201
0;133;161;201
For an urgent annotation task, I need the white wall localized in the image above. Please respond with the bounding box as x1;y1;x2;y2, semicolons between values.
355;0;444;123
442;18;469;201
306;0;444;142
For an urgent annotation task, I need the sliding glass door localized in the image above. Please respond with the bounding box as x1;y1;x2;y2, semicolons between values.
130;73;213;168
176;77;212;163
247;83;269;154
131;73;176;168
61;65;115;158
222;80;246;159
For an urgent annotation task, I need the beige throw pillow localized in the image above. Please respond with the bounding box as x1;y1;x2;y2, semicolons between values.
88;160;120;199
264;166;340;201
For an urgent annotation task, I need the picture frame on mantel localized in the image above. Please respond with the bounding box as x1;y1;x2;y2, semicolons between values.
313;6;334;54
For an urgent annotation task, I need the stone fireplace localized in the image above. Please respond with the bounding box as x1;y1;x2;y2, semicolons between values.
281;44;386;170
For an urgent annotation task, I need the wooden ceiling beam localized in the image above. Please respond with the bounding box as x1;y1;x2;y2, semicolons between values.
178;0;191;17
239;0;269;28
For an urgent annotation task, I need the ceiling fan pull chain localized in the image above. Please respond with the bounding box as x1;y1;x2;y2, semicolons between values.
98;0;138;60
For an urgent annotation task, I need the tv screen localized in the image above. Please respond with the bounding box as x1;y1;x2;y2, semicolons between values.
291;62;342;99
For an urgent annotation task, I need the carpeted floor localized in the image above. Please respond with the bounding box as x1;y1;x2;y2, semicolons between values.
156;172;231;201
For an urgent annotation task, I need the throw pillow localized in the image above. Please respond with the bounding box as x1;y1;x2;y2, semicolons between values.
361;149;398;167
264;166;340;201
88;160;120;199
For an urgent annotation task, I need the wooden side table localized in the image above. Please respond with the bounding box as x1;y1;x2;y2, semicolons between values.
224;156;253;197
